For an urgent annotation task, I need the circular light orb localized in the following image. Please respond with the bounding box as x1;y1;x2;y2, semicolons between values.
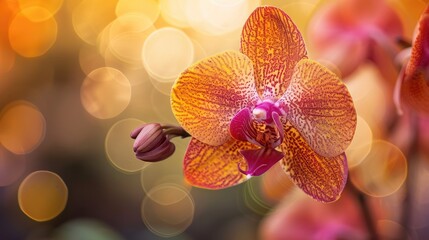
350;140;407;197
72;0;117;45
159;0;190;28
80;67;131;119
141;184;194;238
115;0;160;24
0;101;46;155
140;157;190;197
105;118;150;173
186;0;260;36
18;170;68;222
345;115;373;168
142;27;194;81
9;8;57;57
0;147;26;187
18;0;63;20
107;14;155;69
79;46;105;75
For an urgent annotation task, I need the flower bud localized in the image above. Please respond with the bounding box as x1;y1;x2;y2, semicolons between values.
130;123;190;162
130;123;175;162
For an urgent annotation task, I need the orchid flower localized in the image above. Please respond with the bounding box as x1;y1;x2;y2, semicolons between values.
308;0;403;78
394;5;429;114
170;6;356;202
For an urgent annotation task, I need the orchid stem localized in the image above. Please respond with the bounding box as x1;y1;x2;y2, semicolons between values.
399;112;419;239
348;180;378;240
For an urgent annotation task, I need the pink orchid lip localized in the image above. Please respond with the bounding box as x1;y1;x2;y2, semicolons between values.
229;100;287;177
238;148;285;176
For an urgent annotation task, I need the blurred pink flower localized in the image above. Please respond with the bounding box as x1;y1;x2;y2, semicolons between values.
308;0;403;78
259;191;368;240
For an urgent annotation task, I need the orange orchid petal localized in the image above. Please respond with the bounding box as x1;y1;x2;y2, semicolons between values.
171;51;259;146
280;122;348;202
401;11;429;113
278;59;356;157
183;137;255;189
241;6;307;100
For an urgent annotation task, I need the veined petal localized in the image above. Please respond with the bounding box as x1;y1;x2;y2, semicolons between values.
280;122;348;202
278;59;356;157
400;11;429;113
171;51;259;146
241;6;307;99
184;137;255;189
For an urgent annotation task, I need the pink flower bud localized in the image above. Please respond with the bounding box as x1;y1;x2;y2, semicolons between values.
130;124;175;162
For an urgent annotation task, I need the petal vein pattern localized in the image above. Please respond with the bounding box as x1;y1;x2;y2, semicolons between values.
241;6;307;99
278;59;356;157
280;122;348;202
183;137;255;189
171;51;260;146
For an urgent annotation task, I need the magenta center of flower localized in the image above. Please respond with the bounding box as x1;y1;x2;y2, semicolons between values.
229;100;286;177
252;100;284;124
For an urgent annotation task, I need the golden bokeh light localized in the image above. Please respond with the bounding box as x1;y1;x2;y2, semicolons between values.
80;67;131;119
18;0;63;22
261;162;295;203
18;170;68;222
0;44;16;74
346;115;373;168
115;0;160;24
8;9;57;57
79;46;105;75
0;147;26;187
345;64;388;138
19;6;53;23
107;14;156;69
185;0;260;36
105;118;150;173
140;155;190;197
148;39;207;96
281;1;317;38
0;101;46;155
159;0;190;28
141;184;194;237
350;140;408;197
389;0;427;39
72;0;117;45
142;27;194;81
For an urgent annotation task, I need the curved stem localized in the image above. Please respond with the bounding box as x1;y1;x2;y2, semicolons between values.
348;180;378;240
399;112;419;239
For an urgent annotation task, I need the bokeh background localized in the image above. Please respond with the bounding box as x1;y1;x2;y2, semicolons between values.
0;0;429;239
